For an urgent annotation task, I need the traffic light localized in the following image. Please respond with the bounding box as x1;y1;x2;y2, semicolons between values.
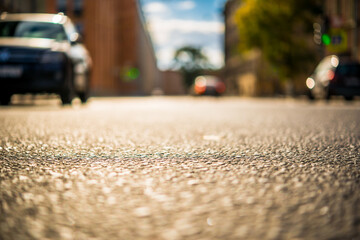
313;16;330;46
313;22;322;45
321;34;331;45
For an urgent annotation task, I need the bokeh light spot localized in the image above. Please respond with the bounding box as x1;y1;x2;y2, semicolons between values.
122;67;140;82
127;67;140;80
322;34;331;45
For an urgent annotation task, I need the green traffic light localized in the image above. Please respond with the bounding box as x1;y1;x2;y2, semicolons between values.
322;34;331;45
126;67;140;80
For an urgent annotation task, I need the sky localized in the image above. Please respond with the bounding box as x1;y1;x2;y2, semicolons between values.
139;0;227;70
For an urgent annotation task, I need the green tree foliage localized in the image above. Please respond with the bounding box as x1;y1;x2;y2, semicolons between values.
173;46;212;89
234;0;322;81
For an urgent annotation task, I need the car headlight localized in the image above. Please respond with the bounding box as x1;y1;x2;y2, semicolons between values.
41;52;65;64
306;77;315;89
75;62;86;74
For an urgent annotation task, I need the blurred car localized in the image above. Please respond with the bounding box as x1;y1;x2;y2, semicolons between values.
306;55;360;101
0;12;92;105
193;75;226;96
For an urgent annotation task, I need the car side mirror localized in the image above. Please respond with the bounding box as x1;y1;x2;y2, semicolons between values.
70;32;82;45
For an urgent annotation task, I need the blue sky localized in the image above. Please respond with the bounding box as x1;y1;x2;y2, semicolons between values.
139;0;227;70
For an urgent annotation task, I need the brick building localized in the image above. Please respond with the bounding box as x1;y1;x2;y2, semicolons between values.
224;0;278;96
0;0;161;96
0;0;45;13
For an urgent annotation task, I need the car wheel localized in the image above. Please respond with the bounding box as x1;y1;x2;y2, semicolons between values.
60;89;74;105
344;96;354;101
78;90;88;104
307;90;315;101
60;64;75;105
78;71;90;104
0;93;12;106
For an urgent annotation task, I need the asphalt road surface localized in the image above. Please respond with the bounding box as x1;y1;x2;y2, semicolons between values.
1;96;360;240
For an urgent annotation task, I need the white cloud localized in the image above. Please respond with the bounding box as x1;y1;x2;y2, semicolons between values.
149;18;224;36
176;1;196;10
142;8;225;70
156;47;224;70
203;48;224;67
143;2;168;14
152;28;225;70
156;47;176;70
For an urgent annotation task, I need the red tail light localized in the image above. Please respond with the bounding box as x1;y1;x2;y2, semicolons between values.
327;70;335;80
195;82;206;94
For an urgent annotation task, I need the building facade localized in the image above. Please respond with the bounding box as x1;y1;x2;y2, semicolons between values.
0;0;46;13
161;70;186;95
322;0;359;60
224;0;360;96
0;0;161;96
83;0;160;95
224;0;278;96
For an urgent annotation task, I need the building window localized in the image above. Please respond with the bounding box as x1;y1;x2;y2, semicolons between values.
74;0;83;16
352;0;357;22
57;0;67;14
336;0;342;16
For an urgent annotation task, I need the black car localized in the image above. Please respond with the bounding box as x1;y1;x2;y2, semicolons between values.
193;75;226;96
306;55;360;100
0;12;92;105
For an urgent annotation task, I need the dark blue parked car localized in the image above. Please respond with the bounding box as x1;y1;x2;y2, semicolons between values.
0;12;92;105
306;55;360;101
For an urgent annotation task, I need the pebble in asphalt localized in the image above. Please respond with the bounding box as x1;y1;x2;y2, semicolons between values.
0;97;359;239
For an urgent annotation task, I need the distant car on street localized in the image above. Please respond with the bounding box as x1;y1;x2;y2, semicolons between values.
306;55;360;101
0;12;92;105
193;75;226;96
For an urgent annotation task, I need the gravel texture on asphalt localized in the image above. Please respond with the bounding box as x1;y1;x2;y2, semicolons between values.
0;97;359;240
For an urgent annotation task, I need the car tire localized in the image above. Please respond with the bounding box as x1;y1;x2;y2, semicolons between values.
307;90;315;101
344;96;354;101
60;64;75;105
78;71;90;104
78;91;88;104
60;89;74;105
0;94;12;106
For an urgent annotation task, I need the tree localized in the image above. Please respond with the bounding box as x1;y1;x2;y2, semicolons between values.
173;46;212;89
234;0;322;82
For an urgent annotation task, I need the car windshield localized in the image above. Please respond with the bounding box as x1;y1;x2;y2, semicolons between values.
336;64;360;77
0;21;67;41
